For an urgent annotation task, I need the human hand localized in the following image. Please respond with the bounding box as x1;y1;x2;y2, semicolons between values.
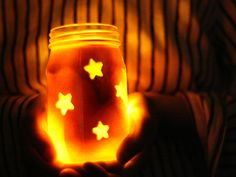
19;92;190;177
59;161;123;177
116;92;194;176
20;95;123;177
116;92;157;176
20;95;59;177
59;93;157;177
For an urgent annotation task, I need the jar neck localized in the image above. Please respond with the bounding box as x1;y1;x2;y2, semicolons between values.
49;23;120;50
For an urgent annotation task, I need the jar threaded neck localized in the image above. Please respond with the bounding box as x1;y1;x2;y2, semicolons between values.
49;23;120;50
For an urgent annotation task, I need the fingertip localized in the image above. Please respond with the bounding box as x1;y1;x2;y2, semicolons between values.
59;168;81;177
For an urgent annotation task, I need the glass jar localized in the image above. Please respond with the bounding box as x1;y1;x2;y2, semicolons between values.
46;24;128;165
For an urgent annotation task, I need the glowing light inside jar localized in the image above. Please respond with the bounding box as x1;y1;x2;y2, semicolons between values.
44;24;129;165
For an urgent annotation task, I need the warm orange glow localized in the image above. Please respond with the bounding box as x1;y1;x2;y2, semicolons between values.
47;111;70;164
84;58;103;80
56;92;75;116
45;24;129;165
127;94;149;132
38;93;145;165
115;81;127;103
47;46;128;164
92;121;110;140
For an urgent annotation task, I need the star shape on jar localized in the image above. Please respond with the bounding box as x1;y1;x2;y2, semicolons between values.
92;121;109;140
56;92;75;116
84;58;103;80
115;81;127;102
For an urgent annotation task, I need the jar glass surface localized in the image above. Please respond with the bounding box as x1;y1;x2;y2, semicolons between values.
46;23;128;165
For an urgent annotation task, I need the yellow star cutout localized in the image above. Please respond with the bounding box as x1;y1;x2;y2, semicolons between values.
84;58;103;80
115;82;127;102
56;92;75;116
92;121;109;140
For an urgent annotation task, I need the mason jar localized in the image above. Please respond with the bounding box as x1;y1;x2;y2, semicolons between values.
46;23;128;165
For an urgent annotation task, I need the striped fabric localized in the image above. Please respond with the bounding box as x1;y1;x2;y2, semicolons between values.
0;0;236;177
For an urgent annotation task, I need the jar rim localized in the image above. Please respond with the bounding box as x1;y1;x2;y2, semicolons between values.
49;23;120;50
50;23;118;33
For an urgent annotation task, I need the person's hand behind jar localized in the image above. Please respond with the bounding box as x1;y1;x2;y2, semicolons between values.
20;92;192;177
116;93;157;177
59;161;123;177
59;92;157;177
20;95;123;177
20;95;59;177
116;92;194;177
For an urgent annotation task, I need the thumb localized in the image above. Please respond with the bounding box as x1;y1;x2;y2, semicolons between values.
20;95;58;176
21;95;54;162
117;93;157;165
